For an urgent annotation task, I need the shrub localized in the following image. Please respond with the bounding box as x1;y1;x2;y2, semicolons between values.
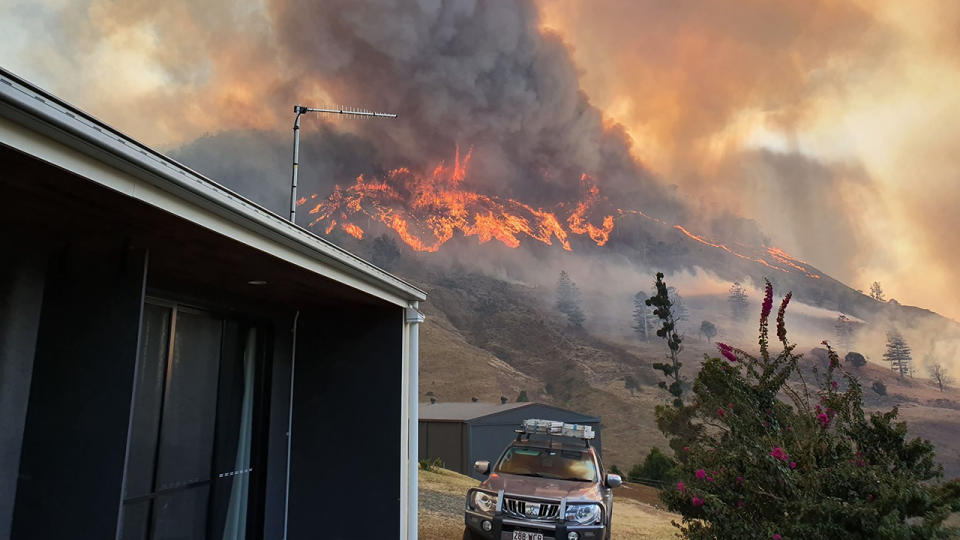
872;380;887;396
845;351;867;368
419;457;444;472
608;464;624;477
655;280;957;539
629;447;677;487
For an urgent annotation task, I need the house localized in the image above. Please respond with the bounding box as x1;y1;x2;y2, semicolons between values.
0;68;425;539
419;402;602;479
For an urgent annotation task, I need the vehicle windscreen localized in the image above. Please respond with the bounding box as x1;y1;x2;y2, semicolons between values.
495;446;597;482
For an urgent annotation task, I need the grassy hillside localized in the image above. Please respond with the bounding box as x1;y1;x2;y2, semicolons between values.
414;270;960;478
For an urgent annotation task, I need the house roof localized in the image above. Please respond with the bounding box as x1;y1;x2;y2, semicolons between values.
0;67;425;307
418;401;600;423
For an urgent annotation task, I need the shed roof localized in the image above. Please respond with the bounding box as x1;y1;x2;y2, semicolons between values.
0;67;425;307
419;401;600;423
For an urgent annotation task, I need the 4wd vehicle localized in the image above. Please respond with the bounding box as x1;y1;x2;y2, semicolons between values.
463;419;622;540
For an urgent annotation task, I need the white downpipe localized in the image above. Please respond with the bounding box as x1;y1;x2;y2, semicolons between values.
405;305;424;540
282;310;299;540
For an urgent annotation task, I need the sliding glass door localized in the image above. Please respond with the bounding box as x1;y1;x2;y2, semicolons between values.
119;302;266;540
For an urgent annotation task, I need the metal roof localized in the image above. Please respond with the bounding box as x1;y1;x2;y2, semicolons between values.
418;402;600;423
0;67;426;306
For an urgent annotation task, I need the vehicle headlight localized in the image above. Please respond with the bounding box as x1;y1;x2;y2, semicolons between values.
565;503;601;525
471;491;498;514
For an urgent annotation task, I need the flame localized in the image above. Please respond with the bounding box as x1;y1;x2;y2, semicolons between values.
303;147;821;280
304;146;611;252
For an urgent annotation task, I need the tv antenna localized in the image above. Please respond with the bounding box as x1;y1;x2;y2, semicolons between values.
289;104;397;223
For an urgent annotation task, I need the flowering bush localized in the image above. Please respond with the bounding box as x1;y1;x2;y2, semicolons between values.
655;280;959;539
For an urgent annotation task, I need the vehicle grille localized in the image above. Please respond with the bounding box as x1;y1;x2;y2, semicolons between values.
502;497;560;521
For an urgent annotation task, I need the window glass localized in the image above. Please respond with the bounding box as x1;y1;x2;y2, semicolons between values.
496;446;598;482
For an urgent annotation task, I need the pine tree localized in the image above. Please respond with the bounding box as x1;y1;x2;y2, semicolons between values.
883;331;912;379
633;291;655;340
555;270;585;327
870;281;885;302
728;282;749;321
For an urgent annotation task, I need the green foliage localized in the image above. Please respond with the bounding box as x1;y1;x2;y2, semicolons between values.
625;375;641;395
419;457;444;472
647;272;684;408
872;380;887;396
629;447;678;487
516;390;529;402
556;270;586;327
609;464;624;477
655;280;957;539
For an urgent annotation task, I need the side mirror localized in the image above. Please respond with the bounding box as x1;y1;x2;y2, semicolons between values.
606;473;622;488
474;460;491;475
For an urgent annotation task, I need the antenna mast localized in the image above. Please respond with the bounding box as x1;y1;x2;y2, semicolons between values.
289;104;397;223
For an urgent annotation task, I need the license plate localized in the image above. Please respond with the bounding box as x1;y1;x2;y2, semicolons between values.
512;532;544;540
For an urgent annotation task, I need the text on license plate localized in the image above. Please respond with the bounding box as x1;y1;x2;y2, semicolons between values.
512;532;544;540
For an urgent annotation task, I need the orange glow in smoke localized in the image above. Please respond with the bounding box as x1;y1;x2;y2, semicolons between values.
303;147;821;280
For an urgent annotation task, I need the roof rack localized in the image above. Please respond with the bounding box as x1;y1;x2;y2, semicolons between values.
515;419;595;447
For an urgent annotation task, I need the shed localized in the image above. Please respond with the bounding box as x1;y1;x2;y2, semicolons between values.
419;402;601;479
0;68;425;540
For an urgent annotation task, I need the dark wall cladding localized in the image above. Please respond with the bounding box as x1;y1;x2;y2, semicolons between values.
288;304;403;539
12;240;148;540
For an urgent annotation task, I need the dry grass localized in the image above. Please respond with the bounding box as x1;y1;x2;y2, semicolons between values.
418;467;679;540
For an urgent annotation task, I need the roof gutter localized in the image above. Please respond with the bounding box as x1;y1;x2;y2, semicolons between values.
0;68;425;304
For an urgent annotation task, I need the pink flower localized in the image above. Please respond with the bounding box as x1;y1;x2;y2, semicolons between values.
770;447;788;462
817;413;831;428
736;476;744;485
692;496;704;507
789;461;797;470
737;500;744;508
773;535;782;540
867;494;873;502
717;342;737;362
695;469;706;479
677;481;686;492
683;446;690;453
761;281;774;322
831;381;839;390
776;292;792;342
717;408;726;417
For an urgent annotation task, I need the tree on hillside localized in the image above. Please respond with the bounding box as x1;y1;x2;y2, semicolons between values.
555;270;585;327
654;280;957;538
844;351;867;368
834;314;855;351
516;390;529;402
728;282;749;321
699;321;717;343
624;375;641;396
668;286;689;330
928;363;952;392
633;291;656;341
870;281;886;302
646;272;685;408
883;331;913;379
629;447;677;487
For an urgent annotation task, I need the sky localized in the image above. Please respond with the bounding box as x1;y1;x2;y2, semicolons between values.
2;0;959;321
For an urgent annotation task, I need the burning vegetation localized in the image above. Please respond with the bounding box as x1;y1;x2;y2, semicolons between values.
299;147;824;283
